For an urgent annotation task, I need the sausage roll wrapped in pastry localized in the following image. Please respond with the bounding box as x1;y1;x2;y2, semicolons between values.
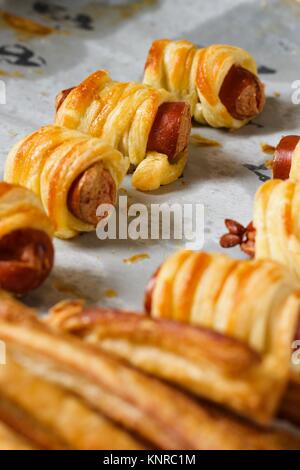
221;179;300;280
55;70;191;191
272;135;300;180
1;297;300;449
143;40;265;129
0;182;54;294
4;125;128;239
144;250;299;352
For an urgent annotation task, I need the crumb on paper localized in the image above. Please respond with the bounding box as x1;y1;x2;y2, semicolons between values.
0;10;55;37
273;91;281;97
52;278;86;299
123;253;150;264
260;142;275;155
0;69;24;78
104;289;118;298
191;134;222;147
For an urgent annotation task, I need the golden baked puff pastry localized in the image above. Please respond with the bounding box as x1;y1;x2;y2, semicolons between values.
253;179;300;279
143;39;265;129
55;70;191;191
4;125;128;239
145;250;300;355
0;182;54;294
48;291;298;425
221;179;300;280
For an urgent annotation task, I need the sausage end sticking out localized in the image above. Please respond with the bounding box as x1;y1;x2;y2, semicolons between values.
68;162;117;226
56;85;191;164
0;229;54;294
144;268;160;314
273;135;300;180
219;65;265;121
147;102;192;163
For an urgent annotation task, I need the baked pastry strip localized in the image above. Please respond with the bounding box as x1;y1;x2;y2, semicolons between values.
46;300;295;426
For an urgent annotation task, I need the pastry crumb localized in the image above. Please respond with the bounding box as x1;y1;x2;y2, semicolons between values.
260;143;275;155
0;11;54;36
123;253;150;264
191;134;222;147
104;289;118;298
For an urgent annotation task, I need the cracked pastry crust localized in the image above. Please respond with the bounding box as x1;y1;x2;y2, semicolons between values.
143;40;262;129
4;125;128;239
253;179;300;280
55;70;188;191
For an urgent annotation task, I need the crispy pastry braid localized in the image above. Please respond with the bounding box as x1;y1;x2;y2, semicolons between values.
4;125;128;239
1;295;300;449
55;70;189;191
253;179;300;280
143;40;265;129
0;182;54;293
